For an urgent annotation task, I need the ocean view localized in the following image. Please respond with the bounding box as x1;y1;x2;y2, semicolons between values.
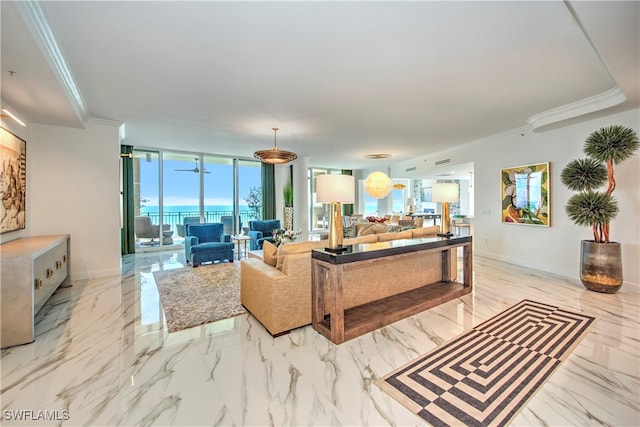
141;205;251;214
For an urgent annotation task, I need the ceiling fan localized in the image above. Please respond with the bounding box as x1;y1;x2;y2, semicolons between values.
174;158;211;174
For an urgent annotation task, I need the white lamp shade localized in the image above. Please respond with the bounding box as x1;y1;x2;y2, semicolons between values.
432;183;459;203
316;174;355;203
407;197;415;205
364;171;392;199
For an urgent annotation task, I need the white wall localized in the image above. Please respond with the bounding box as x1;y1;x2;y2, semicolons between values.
392;108;640;289
1;111;122;280
29;121;121;280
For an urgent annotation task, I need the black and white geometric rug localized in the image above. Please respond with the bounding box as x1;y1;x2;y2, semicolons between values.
377;300;595;427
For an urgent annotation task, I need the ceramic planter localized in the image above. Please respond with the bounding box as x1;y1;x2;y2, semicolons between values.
580;240;623;293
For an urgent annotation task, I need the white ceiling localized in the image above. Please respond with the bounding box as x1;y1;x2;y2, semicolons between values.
1;1;638;170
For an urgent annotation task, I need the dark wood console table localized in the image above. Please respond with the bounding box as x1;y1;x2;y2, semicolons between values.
408;213;441;225
311;236;472;344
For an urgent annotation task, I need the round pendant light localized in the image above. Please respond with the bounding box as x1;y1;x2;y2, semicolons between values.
254;128;297;164
365;171;392;199
364;153;393;199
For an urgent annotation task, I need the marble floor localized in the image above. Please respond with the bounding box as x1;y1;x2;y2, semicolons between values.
1;250;639;426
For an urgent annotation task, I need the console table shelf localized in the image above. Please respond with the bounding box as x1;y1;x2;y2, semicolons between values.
312;236;472;344
317;280;468;343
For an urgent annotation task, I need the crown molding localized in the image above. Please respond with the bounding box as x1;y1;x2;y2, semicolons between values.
527;87;626;131
16;1;90;124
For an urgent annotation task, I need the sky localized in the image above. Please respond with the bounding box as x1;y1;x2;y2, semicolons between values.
139;158;261;207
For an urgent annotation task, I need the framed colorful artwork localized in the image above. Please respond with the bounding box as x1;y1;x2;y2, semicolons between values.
1;127;27;233
500;162;549;226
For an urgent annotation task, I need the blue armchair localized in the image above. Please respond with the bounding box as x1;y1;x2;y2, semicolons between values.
248;219;281;250
185;223;234;267
177;216;202;238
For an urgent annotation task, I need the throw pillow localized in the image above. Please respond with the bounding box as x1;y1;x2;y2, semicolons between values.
398;219;415;227
262;240;278;267
385;225;401;233
360;224;377;236
343;224;356;238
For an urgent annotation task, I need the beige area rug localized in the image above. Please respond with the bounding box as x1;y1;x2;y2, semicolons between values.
377;300;595;427
153;262;246;333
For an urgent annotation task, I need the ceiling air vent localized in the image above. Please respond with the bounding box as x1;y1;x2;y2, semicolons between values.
405;167;416;172
435;159;451;166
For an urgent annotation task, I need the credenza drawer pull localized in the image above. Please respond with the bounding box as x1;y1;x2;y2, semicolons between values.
34;278;43;290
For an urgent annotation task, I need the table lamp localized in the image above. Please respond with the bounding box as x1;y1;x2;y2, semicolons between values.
407;197;415;214
316;174;355;252
432;182;459;237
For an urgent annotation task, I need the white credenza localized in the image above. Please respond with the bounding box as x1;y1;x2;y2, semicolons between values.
1;234;70;349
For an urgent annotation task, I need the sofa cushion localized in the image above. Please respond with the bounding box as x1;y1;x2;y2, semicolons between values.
262;240;278;267
359;224;388;236
188;223;225;242
344;235;378;245
378;229;413;242
278;240;326;256
276;240;326;270
411;225;440;238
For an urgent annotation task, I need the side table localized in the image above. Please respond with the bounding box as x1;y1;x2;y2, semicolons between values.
232;235;253;260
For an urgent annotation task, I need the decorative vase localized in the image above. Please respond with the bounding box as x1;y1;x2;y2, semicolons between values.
284;206;293;230
580;240;623;293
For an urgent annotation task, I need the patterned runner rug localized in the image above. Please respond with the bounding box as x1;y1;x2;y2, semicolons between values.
153;262;246;333
377;300;595;426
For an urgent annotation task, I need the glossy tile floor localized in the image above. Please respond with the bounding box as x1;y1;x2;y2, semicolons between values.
1;250;639;426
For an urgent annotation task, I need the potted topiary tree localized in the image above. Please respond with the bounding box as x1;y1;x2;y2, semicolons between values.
561;125;639;293
283;182;294;230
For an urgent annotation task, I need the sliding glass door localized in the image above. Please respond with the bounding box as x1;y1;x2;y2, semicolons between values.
202;155;234;225
133;151;163;247
163;153;202;227
131;149;261;251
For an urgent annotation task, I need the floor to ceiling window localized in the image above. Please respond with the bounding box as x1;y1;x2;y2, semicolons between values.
202;155;234;224
131;149;261;251
163;152;202;226
133;151;163;247
237;159;262;232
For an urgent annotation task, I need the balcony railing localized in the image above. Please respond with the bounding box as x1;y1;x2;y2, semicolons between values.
139;210;256;236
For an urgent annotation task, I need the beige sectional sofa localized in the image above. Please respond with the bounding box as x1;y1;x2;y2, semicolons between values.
240;225;457;336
